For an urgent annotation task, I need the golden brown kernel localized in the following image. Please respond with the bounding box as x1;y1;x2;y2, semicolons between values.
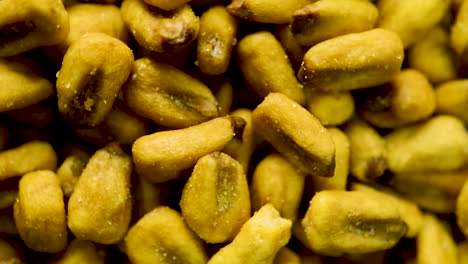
408;26;458;83
0;141;57;181
197;6;237;75
302;190;407;256
307;91;355;126
377;0;450;48
133;116;245;182
252;93;335;176
291;0;378;47
237;31;306;105
362;69;436;128
345;119;387;182
125;206;208;264
0;59;54;112
124;58;218;128
54;239;105;264
436;79;468;124
351;183;423;238
250;153;305;220
14;170;67;253
391;168;468;213
0;0;69;57
208;204;292;264
56;150;90;197
386;115;468;173
68;143;132;244
274;248;301;264
181;152;250;243
121;1;199;52
417;214;457;264
57;33;134;127
298;29;404;93
227;0;311;24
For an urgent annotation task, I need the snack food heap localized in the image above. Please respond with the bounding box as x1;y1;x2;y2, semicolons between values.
1;0;468;263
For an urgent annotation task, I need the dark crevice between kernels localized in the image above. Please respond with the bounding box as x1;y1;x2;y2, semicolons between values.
0;21;36;47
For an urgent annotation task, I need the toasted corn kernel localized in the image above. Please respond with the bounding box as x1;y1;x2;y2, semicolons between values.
14;170;67;252
132;116;245;183
298;29;404;93
252;93;335;177
68;143;132;244
208;204;292;264
181;152;250;243
302;190;407;256
125;206;208;264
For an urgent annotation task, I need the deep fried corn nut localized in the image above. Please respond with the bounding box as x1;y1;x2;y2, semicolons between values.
451;0;468;56
56;150;90;197
455;169;468;237
436;79;468;124
208;204;292;264
458;241;468;264
351;183;423;238
417;214;457;264
311;128;350;192
0;0;69;57
227;0;311;24
57;33;134;127
59;3;128;53
216;80;234;116
197;6;237;75
391;168;468;214
252;93;335;176
385;115;468;174
181;152;250;243
408;26;458;83
298;29;404;93
133;116;245;183
237;31;306;105
125;206;208;264
72;103;149;146
68;143;132;244
377;0;450;48
306;91;355;126
0;141;57;181
302;190;407;256
124;58;218;128
291;0;378;47
362;69;436;128
54;239;105;264
121;0;199;52
144;0;190;11
345;119;386;182
14;170;67;253
274;247;301;264
250;153;305;220
0;59;54;112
